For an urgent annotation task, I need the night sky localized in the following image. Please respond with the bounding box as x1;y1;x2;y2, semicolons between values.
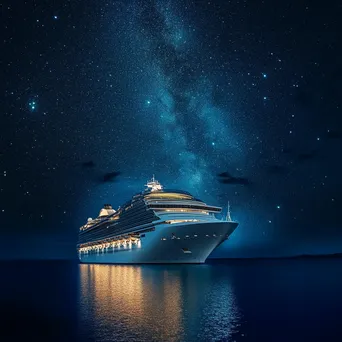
1;0;342;259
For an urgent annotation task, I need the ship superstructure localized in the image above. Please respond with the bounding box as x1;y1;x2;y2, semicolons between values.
77;177;238;264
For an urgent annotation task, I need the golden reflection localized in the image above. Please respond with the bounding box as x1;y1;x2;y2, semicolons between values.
79;264;184;341
79;265;240;341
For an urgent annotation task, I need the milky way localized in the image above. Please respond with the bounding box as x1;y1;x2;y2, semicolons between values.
109;1;242;194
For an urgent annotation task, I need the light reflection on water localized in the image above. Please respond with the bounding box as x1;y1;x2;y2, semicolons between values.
79;264;240;342
2;259;342;341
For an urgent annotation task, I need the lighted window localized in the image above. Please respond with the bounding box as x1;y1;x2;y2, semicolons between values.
145;193;193;200
166;219;200;224
162;209;209;214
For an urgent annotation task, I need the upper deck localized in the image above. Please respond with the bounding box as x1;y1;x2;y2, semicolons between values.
78;177;223;243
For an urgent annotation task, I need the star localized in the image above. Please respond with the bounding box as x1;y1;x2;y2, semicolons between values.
262;73;267;78
53;15;58;20
276;205;281;209
29;100;37;111
211;142;215;146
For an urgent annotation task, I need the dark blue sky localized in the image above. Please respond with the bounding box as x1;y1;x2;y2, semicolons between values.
1;0;342;259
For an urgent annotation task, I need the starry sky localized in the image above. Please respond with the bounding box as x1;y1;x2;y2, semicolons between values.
1;0;342;259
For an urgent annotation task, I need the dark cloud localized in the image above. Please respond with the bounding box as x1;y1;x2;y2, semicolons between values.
218;171;250;185
219;177;250;185
102;171;121;183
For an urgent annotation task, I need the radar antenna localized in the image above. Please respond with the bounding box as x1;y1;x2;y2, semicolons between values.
145;175;163;192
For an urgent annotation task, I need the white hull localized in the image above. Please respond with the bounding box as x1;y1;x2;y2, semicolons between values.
79;221;237;264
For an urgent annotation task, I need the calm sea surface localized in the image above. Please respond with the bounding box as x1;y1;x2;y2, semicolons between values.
1;258;342;341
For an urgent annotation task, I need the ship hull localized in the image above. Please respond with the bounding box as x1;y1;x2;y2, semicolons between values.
78;221;237;264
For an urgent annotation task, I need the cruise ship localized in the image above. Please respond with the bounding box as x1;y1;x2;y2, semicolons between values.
77;177;238;264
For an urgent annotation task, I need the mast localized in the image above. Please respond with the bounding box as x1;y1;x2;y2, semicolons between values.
226;201;232;222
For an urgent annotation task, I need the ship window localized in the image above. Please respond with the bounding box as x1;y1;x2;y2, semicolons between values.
161;237;167;241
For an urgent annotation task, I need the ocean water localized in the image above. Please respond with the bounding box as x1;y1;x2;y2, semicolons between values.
1;258;342;342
